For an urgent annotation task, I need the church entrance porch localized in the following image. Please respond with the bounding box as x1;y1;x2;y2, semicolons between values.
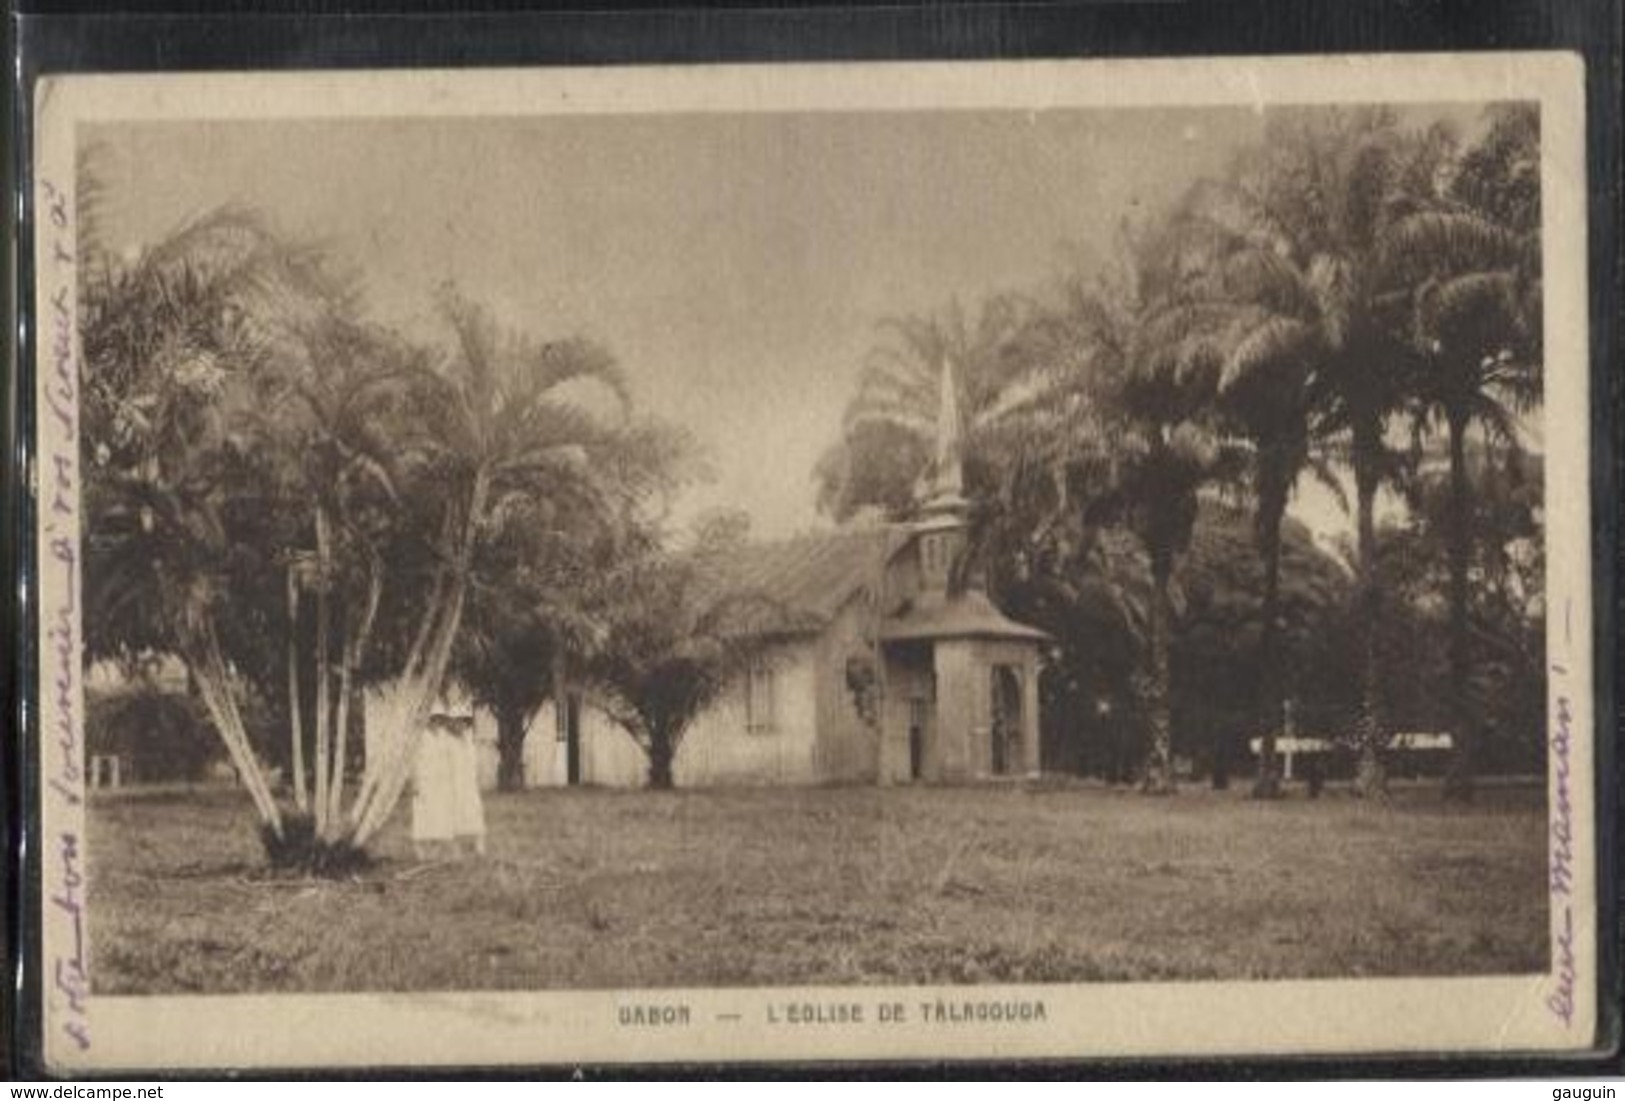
879;635;1042;784
879;640;936;784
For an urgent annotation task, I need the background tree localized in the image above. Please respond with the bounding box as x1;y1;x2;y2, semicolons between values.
1013;226;1241;794
1185;108;1428;798
1217;346;1336;796
814;296;1034;523
455;593;566;794
1174;503;1354;786
453;420;687;791
1386;104;1542;798
1109;319;1235;794
1383;445;1546;778
86;674;220;785
1168;166;1347;797
585;517;782;789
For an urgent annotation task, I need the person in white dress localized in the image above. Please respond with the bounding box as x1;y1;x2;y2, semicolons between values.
410;719;456;860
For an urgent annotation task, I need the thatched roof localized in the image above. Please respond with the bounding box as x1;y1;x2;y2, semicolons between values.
699;528;903;634
697;526;1047;645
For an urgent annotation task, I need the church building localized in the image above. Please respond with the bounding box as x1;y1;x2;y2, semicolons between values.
516;357;1050;788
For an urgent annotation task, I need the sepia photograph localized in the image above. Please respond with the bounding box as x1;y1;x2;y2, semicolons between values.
30;55;1595;1068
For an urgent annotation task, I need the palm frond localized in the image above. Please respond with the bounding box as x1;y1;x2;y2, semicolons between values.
1219;315;1321;393
1380;211;1525;288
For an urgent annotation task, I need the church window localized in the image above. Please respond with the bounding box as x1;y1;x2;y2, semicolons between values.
745;657;777;733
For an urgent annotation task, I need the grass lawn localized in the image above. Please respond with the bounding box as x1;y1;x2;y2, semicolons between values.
88;781;1548;994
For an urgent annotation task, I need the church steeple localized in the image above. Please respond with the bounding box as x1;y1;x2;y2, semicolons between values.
920;354;969;524
915;355;969;595
931;351;965;505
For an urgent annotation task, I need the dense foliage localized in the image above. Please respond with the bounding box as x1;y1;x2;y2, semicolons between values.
80;102;1543;870
819;104;1544;796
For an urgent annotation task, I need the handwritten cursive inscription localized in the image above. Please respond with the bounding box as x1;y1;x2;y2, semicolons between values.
1547;900;1576;1028
39;176;90;1052
46;537;81;808
1545;684;1576;1028
1549;694;1574;899
52;832;90;1050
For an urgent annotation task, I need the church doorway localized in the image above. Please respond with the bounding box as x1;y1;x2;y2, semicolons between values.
561;692;582;786
908;697;928;781
991;665;1023;776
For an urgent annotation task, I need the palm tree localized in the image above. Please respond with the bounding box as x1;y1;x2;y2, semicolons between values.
1113;306;1239;794
1162;181;1347;797
585;519;785;789
1183;108;1432;798
1385;106;1542;798
262;317;419;845
1010;231;1240;794
347;288;633;843
81;208;351;844
454;432;682;792
81;212;642;858
1217;346;1341;796
815;296;1035;523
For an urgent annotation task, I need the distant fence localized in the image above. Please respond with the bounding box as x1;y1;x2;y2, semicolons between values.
1246;732;1453;780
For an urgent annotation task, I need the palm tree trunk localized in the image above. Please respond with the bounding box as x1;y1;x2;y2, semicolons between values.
1442;410;1476;800
647;725;676;790
312;506;333;835
1352;452;1388;800
401;508;457;685
324;605;353;842
185;616;283;836
1252;491;1287;800
285;564;308;813
495;702;528;792
328;553;381;831
1141;556;1177;796
351;468;489;845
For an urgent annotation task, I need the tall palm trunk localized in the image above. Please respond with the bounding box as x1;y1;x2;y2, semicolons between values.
1252;478;1289;799
350;468;490;845
183;615;283;836
647;724;676;790
1351;434;1388;800
285;564;308;813
494;702;528;792
311;506;334;836
1442;408;1476;800
327;552;380;832
1141;553;1177;795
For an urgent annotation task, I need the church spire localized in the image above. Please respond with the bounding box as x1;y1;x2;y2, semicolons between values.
922;355;968;520
933;352;964;502
915;353;970;607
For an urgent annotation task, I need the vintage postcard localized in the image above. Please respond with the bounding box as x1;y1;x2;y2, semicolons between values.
30;52;1597;1070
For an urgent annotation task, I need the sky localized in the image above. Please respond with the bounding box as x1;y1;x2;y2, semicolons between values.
85;103;1488;546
